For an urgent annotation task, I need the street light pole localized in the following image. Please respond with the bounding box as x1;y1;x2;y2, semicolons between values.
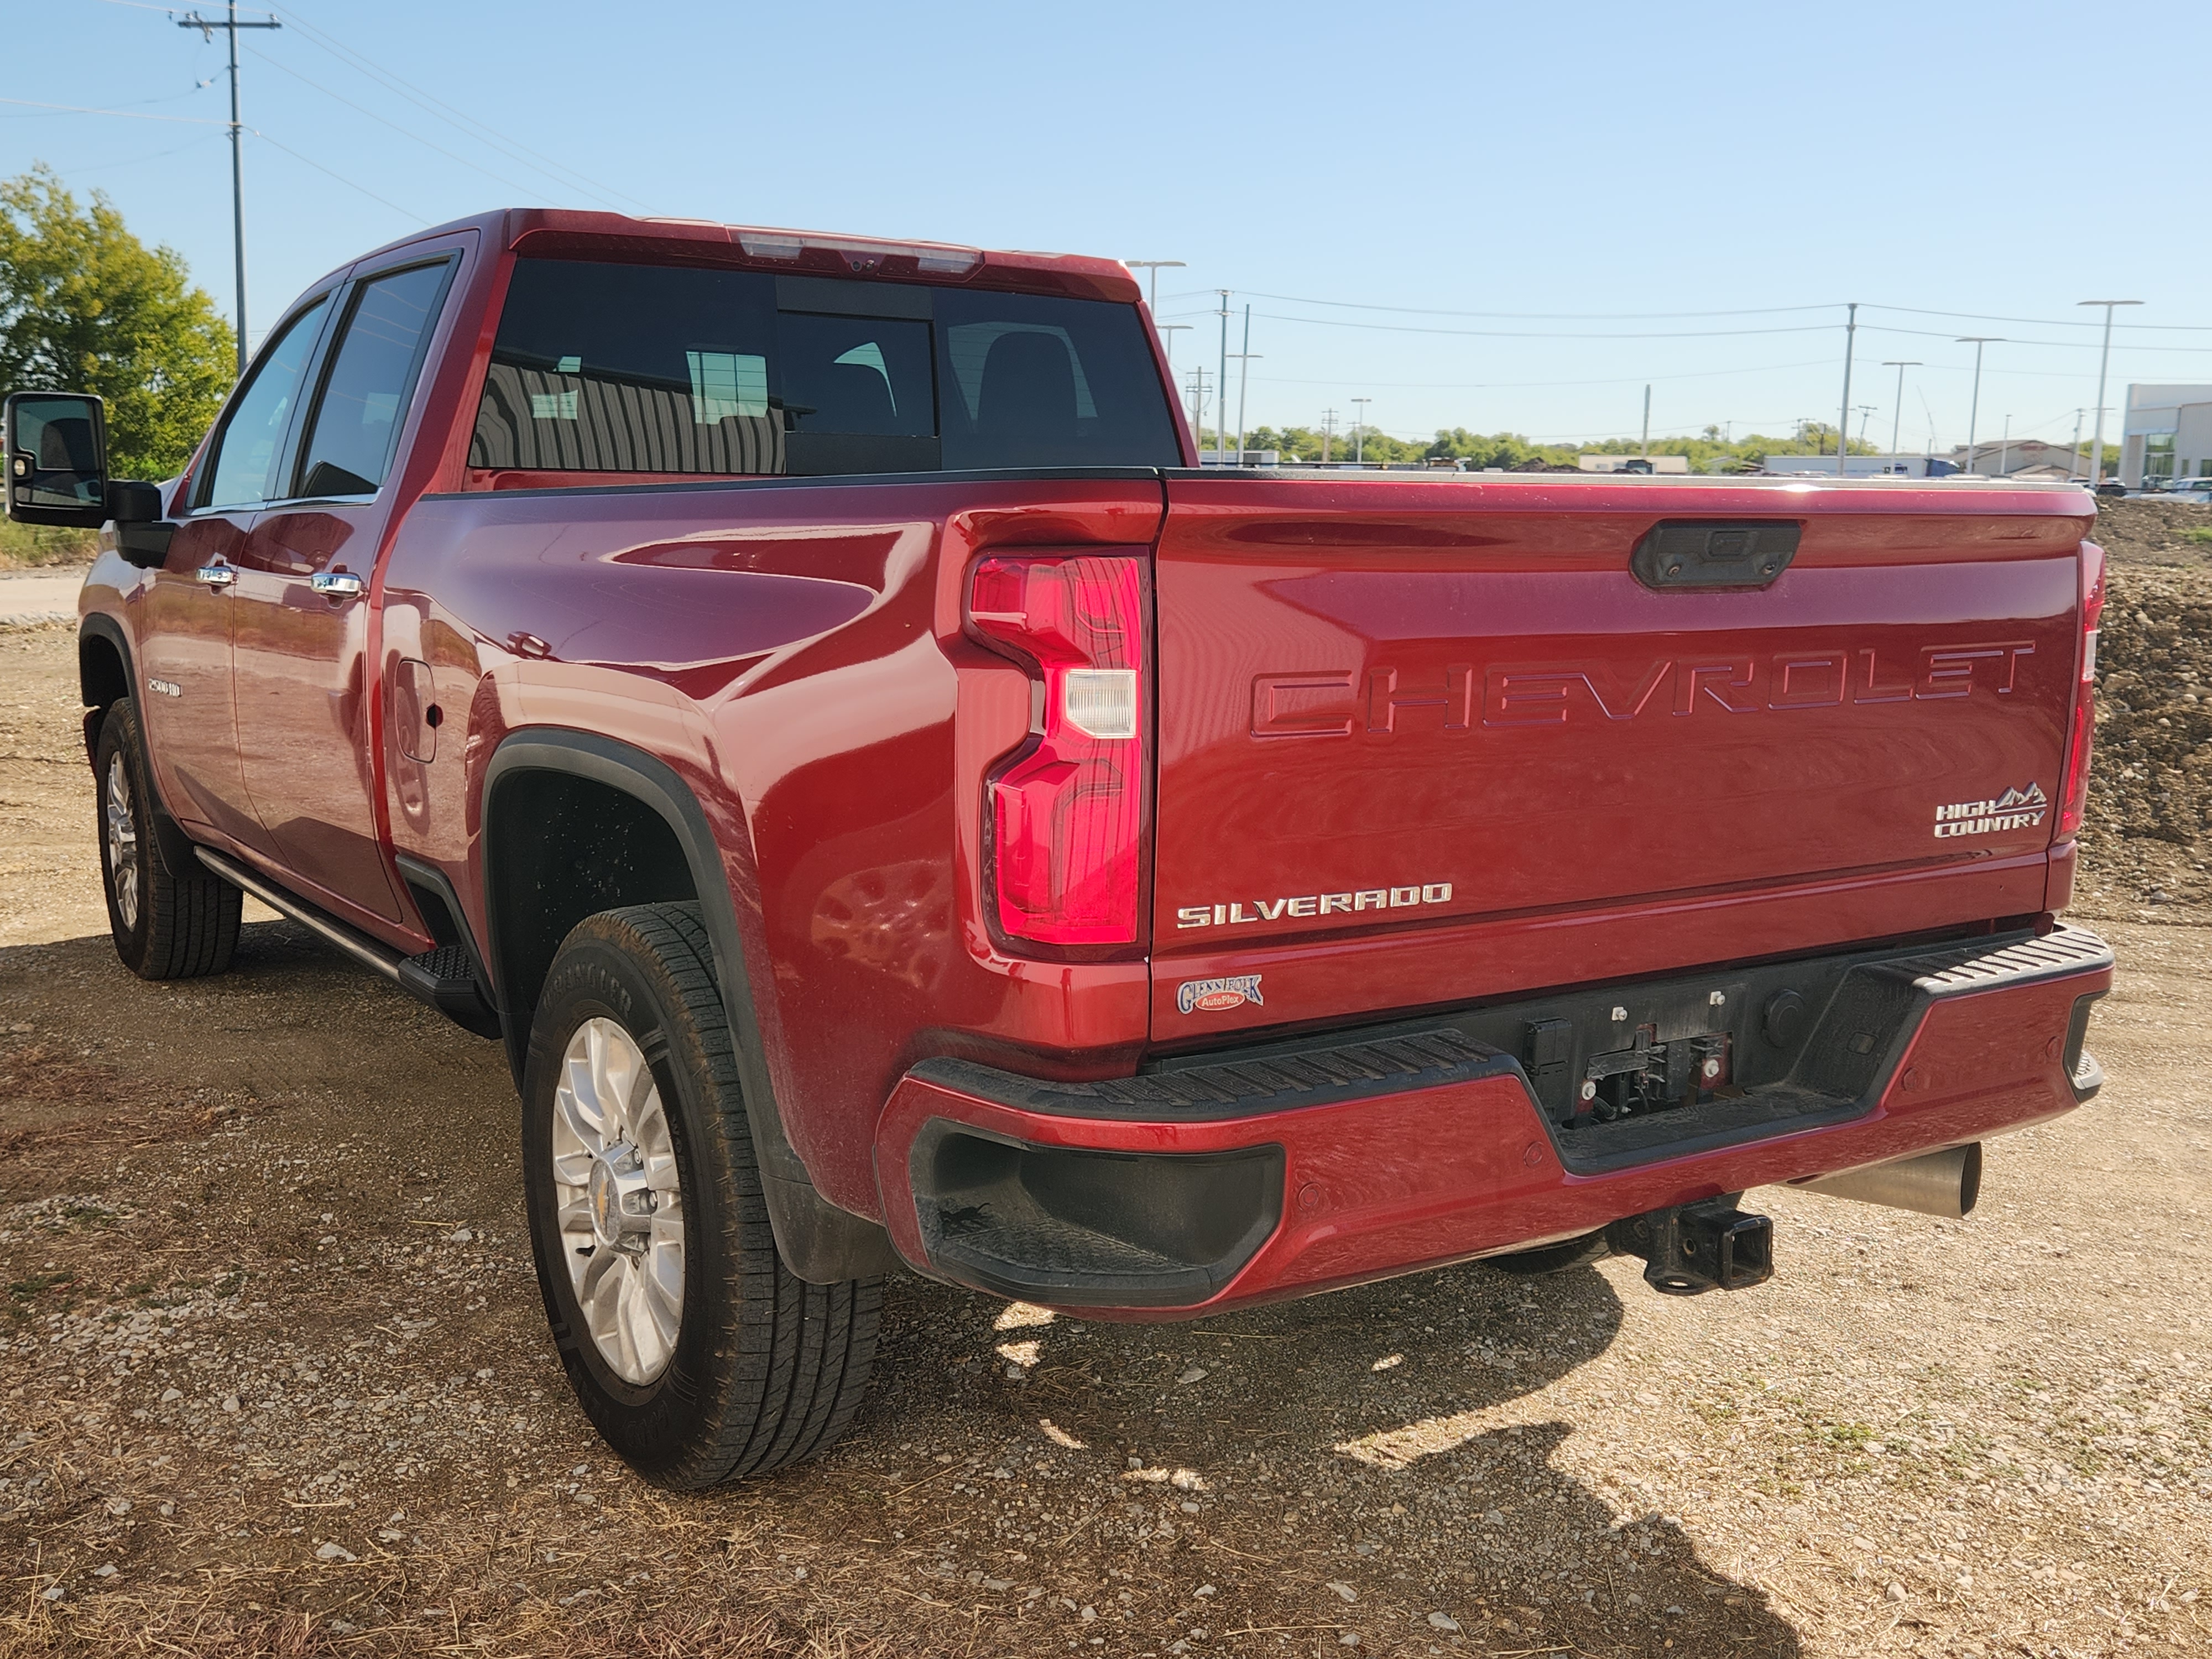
1957;337;2000;473
1881;362;1921;471
1124;259;1184;315
1229;302;1258;468
1350;397;1370;465
176;3;281;375
1836;301;1859;477
1997;414;2011;478
2078;299;2142;488
1215;291;1232;466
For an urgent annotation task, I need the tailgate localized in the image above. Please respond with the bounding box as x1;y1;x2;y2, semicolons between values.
1151;474;2089;1009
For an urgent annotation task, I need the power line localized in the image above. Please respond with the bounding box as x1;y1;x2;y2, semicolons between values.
173;4;283;375
249;129;425;225
268;3;651;212
1251;311;1842;342
1239;289;1843;321
242;43;562;204
0;96;225;124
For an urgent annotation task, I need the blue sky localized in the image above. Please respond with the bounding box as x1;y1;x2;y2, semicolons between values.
7;0;2208;456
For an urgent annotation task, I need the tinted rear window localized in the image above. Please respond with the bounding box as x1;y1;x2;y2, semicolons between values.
469;259;1178;477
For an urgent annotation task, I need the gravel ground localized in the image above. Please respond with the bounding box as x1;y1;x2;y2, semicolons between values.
1;508;2208;1657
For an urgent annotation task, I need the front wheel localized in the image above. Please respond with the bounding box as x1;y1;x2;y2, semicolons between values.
93;698;240;980
521;902;880;1488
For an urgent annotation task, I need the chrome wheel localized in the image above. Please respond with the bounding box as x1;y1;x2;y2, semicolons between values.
105;752;139;931
551;1017;686;1385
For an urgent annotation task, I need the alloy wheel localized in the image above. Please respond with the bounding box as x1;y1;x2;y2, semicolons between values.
550;1016;686;1384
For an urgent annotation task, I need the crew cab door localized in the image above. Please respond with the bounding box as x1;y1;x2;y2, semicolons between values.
139;292;334;852
228;254;457;927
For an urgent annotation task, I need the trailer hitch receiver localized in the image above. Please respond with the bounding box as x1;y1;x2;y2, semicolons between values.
1609;1198;1773;1296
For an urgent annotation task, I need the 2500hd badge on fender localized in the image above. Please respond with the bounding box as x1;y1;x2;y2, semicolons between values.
6;208;2109;1486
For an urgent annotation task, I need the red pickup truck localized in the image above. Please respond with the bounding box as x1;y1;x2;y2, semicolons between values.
6;210;2110;1489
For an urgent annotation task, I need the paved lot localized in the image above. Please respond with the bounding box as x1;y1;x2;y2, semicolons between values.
0;573;82;629
1;618;2207;1658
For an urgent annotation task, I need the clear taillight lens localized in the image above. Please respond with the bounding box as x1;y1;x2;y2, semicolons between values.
969;554;1148;947
2057;540;2105;840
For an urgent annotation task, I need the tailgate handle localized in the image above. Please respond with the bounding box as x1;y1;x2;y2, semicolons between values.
1631;519;1800;591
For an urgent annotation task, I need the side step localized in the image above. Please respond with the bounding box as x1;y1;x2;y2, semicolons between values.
195;847;500;1039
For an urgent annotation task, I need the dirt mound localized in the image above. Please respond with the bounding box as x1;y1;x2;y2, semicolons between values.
2072;551;2212;918
2089;494;2212;567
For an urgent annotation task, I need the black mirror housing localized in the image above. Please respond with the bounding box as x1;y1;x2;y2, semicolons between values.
5;390;109;528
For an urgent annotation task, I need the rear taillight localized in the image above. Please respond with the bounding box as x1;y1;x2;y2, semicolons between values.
2056;540;2106;840
968;554;1148;947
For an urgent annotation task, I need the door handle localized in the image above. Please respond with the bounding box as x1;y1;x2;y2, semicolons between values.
194;561;237;588
310;570;365;598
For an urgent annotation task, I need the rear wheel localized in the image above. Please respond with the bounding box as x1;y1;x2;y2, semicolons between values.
521;902;880;1487
93;698;240;980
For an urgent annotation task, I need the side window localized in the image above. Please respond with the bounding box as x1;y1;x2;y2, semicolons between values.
294;262;452;498
199;297;331;510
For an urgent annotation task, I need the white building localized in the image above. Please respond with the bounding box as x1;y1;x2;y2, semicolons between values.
2120;384;2212;487
1576;454;1692;474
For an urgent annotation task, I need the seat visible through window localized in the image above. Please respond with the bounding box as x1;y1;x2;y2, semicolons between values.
977;331;1078;447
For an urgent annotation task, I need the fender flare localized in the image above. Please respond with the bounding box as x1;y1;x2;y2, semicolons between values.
482;728;894;1284
78;614;200;881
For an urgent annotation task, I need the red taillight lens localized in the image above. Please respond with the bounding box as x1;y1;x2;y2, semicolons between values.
969;554;1147;947
2056;540;2105;839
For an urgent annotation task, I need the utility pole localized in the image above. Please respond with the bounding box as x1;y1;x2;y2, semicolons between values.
1836;301;1859;478
176;4;281;375
2078;298;2141;487
1350;398;1371;465
1881;362;1921;471
1957;337;1999;473
1185;367;1212;455
1997;414;2011;478
1229;304;1258;468
1156;323;1190;371
1124;259;1184;315
1215;290;1232;467
1640;384;1651;458
2068;409;2085;481
1855;405;1877;452
1321;407;1337;465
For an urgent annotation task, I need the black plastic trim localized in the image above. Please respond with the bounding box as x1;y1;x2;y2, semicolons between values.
77;615;198;881
908;1119;1284;1308
481;728;894;1282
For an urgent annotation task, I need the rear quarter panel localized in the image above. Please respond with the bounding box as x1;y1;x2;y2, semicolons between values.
377;474;1164;1213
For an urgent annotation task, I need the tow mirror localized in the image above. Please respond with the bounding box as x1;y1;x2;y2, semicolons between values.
5;391;108;529
106;479;176;569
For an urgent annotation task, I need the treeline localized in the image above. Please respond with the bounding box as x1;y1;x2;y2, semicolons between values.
1238;422;1886;470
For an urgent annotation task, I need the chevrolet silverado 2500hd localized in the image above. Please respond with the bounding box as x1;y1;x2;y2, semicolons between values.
4;210;2110;1488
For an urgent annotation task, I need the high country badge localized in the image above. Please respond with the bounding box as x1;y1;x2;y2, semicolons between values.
1933;782;2047;838
1178;974;1264;1015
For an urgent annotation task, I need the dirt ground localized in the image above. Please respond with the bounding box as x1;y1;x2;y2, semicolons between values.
1;502;2208;1657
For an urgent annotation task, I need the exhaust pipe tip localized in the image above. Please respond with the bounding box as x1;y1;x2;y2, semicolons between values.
1793;1142;1981;1219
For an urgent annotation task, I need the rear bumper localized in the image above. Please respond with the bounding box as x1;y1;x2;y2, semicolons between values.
874;925;2111;1316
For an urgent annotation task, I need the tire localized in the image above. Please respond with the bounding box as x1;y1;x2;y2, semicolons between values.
93;697;241;981
521;902;880;1488
1488;1229;1614;1277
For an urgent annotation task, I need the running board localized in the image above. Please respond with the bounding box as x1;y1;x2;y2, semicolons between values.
194;847;500;1037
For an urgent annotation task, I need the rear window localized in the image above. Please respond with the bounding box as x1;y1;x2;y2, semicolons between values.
468;258;1178;478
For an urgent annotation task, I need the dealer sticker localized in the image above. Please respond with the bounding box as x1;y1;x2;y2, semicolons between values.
1177;973;1265;1015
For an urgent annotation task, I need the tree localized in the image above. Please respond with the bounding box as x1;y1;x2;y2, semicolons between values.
0;165;234;481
